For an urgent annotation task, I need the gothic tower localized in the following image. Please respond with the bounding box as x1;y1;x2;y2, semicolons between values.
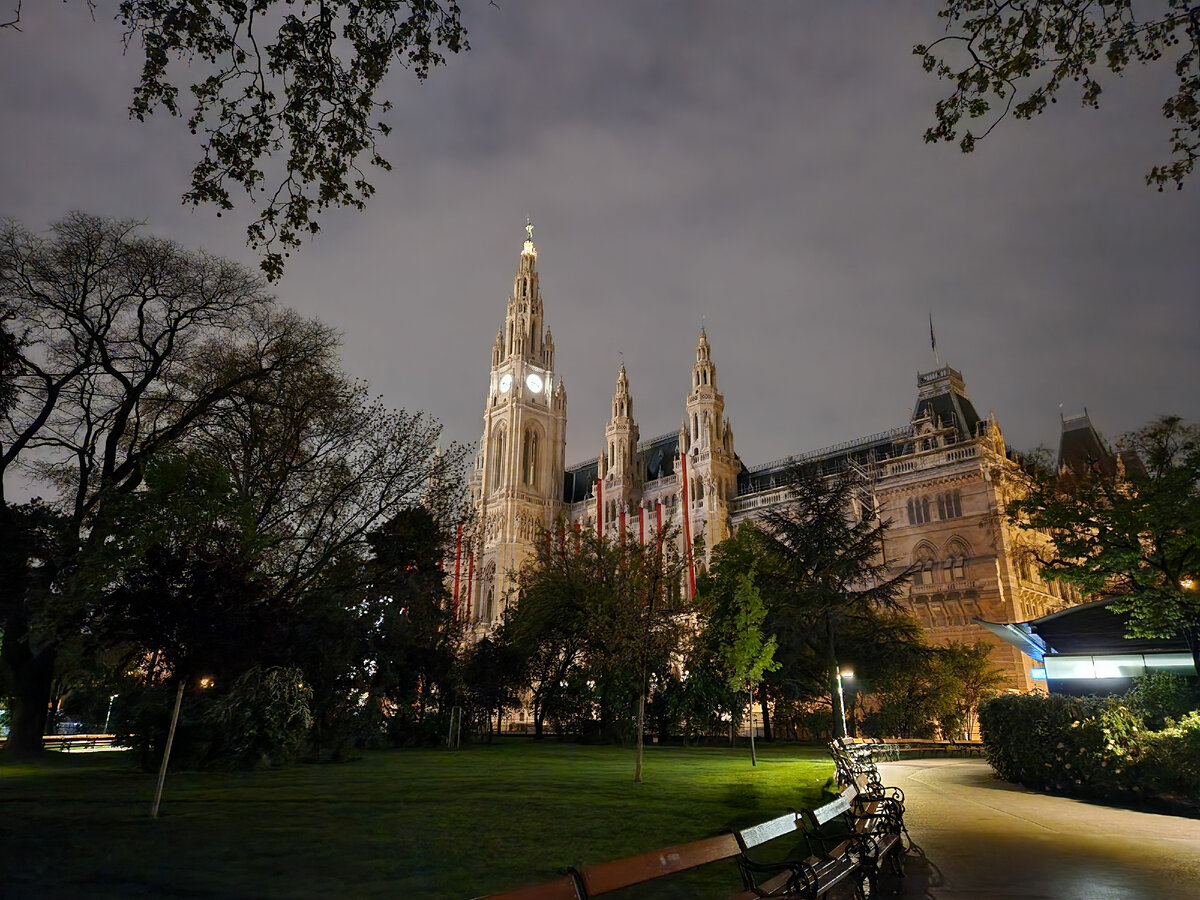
469;221;567;633
601;364;642;536
680;328;738;561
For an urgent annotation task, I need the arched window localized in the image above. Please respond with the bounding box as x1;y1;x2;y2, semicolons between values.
938;490;963;520
490;426;506;489
907;495;931;525
523;427;539;486
945;538;969;582
478;562;496;623
912;544;937;586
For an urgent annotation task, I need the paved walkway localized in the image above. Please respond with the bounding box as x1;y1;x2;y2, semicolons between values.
880;759;1200;900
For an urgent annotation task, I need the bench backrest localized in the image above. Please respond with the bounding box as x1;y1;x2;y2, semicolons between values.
576;833;742;896
807;784;857;827
736;811;801;850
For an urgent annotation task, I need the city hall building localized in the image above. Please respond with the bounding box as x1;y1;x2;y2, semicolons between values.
465;224;1081;691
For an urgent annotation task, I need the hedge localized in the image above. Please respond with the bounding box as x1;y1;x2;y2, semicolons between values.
978;692;1200;809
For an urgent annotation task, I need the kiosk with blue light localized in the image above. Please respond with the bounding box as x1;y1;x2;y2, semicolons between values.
975;597;1196;696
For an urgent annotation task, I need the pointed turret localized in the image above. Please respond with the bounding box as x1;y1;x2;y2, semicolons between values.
501;218;548;365
681;328;737;557
605;364;640;480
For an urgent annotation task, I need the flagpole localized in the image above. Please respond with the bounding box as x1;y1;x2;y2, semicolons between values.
929;312;941;368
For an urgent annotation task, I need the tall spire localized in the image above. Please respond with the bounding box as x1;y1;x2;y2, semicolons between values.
503;217;546;365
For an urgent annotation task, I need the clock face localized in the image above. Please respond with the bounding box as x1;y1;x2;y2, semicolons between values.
525;372;544;393
498;374;512;393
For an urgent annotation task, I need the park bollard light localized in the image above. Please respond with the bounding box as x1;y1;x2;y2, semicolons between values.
151;676;214;819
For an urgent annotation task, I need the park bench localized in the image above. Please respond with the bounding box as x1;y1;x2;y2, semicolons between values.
481;810;826;899
829;740;905;813
802;783;904;897
41;734;112;752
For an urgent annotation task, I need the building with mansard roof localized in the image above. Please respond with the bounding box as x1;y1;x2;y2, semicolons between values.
465;224;1082;692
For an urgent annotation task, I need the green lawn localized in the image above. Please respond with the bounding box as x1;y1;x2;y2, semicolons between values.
0;741;834;899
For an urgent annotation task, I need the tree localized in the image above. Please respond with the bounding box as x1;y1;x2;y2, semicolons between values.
0;299;16;418
1007;415;1200;669
938;640;1008;740
695;523;779;762
501;526;689;760
917;1;1199;189
755;466;913;739
183;320;467;610
4;3;470;279
0;213;343;755
362;506;462;745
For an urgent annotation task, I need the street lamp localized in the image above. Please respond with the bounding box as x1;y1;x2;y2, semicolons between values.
151;675;214;819
103;694;118;734
836;667;854;738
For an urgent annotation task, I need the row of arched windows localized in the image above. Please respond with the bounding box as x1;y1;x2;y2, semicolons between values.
906;489;963;525
911;538;970;586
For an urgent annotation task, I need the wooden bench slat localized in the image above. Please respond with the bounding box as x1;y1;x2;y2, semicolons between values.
578;833;742;896
481;874;581;900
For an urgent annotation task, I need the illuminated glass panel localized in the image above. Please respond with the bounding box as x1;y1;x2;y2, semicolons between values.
1044;657;1096;679
1143;653;1196;673
1093;655;1145;678
1030;667;1047;680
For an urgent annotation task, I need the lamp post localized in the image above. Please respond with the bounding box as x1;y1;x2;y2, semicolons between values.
103;694;118;734
151;676;213;819
836;667;854;738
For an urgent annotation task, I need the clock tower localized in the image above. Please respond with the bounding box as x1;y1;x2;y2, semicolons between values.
468;221;567;633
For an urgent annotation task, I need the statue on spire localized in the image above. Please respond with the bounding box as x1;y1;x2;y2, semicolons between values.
522;216;536;257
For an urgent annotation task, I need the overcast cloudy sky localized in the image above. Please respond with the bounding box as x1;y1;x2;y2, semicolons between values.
3;2;1197;480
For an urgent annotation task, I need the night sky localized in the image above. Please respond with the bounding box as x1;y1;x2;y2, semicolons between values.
3;2;1197;489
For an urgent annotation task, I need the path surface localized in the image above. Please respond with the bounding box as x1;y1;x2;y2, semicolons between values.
881;759;1200;900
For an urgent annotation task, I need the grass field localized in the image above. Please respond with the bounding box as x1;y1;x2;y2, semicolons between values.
0;741;834;899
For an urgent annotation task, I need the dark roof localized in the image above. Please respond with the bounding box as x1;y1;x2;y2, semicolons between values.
913;390;981;443
642;433;679;481
978;597;1192;659
563;461;598;504
1030;597;1191;656
562;432;680;503
1057;412;1118;477
739;428;906;494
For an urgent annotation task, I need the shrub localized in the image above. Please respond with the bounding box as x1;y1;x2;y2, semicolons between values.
979;691;1200;808
206;666;313;769
1127;671;1199;729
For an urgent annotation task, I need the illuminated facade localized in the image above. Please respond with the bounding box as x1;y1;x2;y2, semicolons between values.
466;225;1078;691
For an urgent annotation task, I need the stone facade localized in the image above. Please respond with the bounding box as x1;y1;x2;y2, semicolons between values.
465;226;1080;689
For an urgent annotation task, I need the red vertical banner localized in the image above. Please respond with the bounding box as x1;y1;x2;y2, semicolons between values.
680;453;696;598
638;505;645;546
619;507;626;545
464;551;475;624
655;499;662;534
596;478;603;538
452;523;463;618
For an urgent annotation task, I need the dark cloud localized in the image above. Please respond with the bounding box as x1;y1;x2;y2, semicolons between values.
2;1;1197;494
